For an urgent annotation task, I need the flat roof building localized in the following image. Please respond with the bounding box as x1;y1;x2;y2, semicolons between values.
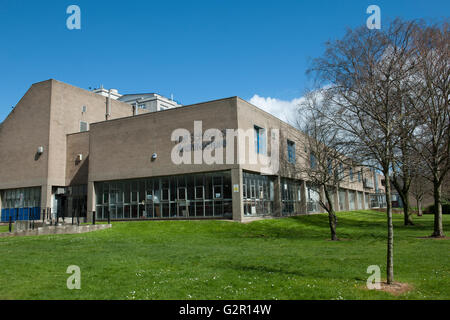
0;79;384;223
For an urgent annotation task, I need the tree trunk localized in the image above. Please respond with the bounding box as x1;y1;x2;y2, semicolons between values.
432;182;444;237
417;198;423;216
391;176;413;226
328;210;338;241
384;173;394;284
324;188;339;241
402;195;414;226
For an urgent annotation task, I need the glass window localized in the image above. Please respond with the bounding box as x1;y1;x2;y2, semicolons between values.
116;183;123;203
117;205;124;219
191;202;201;217
124;205;130;218
139;181;146;203
80;121;88;132
187;175;195;200
204;175;212;199
223;174;232;199
124;182;130;203
338;163;344;180
250;184;256;199
287;140;296;164
205;202;213;216
131;205;138;219
131;182;138;202
162;188;169;201
214;201;223;216
327;158;333;175
259;185;264;199
310;152;316;169
102;184;109;204
195;186;204;199
178;188;187;200
339;189;346;211
162;203;170;217
254;125;266;155
213;185;222;199
92;171;232;221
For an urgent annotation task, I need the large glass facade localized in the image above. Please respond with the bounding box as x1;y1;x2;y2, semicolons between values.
338;189;347;211
243;172;274;216
349;191;356;210
370;193;387;208
0;187;41;222
325;187;336;211
306;182;320;213
358;191;363;209
95;171;232;220
282;179;304;215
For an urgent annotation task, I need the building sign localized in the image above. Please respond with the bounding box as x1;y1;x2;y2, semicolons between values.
233;184;239;193
175;129;228;152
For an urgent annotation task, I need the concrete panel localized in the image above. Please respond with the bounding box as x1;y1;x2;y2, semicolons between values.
88;98;240;183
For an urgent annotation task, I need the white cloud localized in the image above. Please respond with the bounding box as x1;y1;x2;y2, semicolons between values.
248;94;305;124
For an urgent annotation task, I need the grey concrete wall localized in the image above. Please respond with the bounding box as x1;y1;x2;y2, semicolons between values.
88;97;240;183
0;79;385;220
0;79;136;212
66;132;90;186
47;80;135;188
0;80;52;190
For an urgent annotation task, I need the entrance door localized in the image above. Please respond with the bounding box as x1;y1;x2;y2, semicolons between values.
55;195;67;219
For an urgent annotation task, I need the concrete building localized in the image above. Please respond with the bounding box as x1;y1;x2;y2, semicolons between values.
118;93;181;113
92;86;181;115
0;79;385;223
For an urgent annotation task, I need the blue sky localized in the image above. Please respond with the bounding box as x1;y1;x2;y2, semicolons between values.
0;0;448;122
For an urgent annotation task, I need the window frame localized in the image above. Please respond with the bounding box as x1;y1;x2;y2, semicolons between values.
287;140;296;164
80;121;88;132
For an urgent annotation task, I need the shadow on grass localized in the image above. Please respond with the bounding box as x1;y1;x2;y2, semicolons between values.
224;262;366;282
230;211;440;241
227;263;309;277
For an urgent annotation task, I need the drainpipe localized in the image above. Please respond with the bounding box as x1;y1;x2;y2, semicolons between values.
106;89;111;120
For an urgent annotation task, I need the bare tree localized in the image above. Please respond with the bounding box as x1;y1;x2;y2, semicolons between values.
410;21;450;237
390;117;419;225
294;90;353;241
410;172;430;216
309;19;418;284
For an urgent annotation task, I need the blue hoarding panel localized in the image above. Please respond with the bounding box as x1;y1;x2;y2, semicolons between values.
1;207;42;221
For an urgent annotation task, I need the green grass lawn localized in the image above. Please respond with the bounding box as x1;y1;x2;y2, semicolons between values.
0;210;448;300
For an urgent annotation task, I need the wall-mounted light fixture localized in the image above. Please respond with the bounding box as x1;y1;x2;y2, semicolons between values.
37;146;44;154
151;153;157;161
